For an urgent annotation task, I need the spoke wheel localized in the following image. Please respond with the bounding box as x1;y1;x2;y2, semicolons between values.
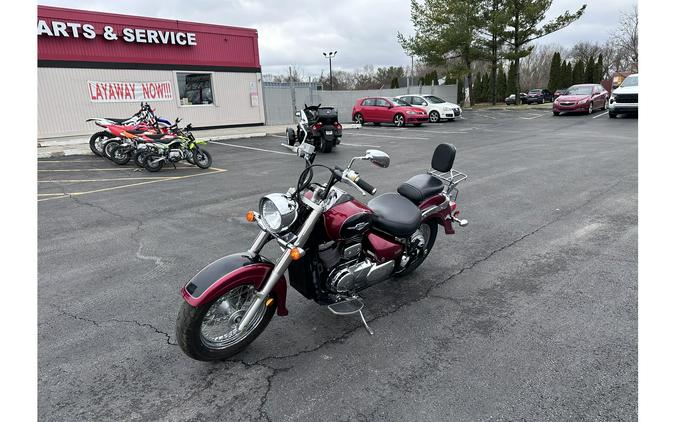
394;114;405;127
354;113;364;125
394;222;437;277
588;102;594;114
429;111;440;123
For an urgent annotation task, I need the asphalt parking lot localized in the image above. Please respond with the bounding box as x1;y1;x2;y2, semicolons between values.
38;108;637;421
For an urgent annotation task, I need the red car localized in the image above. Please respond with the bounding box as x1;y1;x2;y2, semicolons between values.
553;84;609;115
352;97;429;127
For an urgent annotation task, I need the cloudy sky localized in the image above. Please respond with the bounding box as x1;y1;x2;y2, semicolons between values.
40;0;636;76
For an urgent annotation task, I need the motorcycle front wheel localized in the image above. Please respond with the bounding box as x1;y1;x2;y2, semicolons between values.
133;150;149;168
103;140;120;159
194;149;212;169
109;144;132;165
144;154;164;172
176;284;276;361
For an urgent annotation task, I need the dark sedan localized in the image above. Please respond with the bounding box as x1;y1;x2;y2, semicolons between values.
505;93;528;105
526;89;553;104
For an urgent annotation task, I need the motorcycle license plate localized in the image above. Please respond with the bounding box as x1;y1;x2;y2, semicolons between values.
325;130;333;135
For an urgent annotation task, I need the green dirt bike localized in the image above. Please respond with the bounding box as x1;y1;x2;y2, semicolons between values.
143;126;211;172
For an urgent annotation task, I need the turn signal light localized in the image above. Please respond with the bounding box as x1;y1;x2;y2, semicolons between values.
246;211;255;222
290;247;303;261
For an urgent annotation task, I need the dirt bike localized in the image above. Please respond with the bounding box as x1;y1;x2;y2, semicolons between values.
87;102;172;157
175;142;468;360
142;124;211;172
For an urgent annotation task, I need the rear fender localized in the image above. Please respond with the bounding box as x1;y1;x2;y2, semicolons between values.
180;253;288;316
419;194;457;235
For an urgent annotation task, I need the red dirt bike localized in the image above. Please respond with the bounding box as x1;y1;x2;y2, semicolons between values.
176;142;468;361
87;102;172;157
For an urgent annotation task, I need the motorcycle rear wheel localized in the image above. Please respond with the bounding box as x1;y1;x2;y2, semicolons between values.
176;284;276;361
89;131;111;157
133;150;149;168
394;222;437;277
319;136;333;153
103;140;120;159
144;154;164;172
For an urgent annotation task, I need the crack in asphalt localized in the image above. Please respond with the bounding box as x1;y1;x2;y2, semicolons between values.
54;306;177;345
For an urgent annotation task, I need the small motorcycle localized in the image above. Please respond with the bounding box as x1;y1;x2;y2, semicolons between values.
142;124;211;172
286;104;343;153
176;142;468;360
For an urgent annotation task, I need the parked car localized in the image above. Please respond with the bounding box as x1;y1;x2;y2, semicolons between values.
552;88;569;100
608;73;638;118
395;94;461;122
505;93;528;105
526;89;553;104
552;84;609;115
352;97;429;127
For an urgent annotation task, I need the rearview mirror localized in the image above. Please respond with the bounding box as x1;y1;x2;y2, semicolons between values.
295;111;301;117
365;149;390;168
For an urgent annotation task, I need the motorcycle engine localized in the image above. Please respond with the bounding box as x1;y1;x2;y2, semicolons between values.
318;240;394;294
168;149;184;161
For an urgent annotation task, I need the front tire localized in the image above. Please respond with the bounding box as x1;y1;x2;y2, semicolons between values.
194;149;212;169
588;102;594;114
609;111;617;119
393;113;405;127
109;144;132;165
144;154;165;172
353;113;364;125
286;128;296;146
429;110;440;123
103;140;120;159
176;284;276;361
89;131;111;157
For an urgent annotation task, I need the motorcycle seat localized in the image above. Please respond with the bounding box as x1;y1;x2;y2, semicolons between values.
145;134;171;140
397;174;444;204
105;118;131;124
367;193;421;238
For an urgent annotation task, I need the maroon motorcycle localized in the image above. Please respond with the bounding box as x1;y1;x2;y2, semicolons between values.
176;142;468;360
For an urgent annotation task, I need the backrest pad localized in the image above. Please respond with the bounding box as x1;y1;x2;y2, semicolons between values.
431;143;456;172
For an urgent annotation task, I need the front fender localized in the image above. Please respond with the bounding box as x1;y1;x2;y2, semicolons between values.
180;253;288;316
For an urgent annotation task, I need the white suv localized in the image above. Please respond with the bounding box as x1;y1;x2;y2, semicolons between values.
608;74;638;118
396;94;462;123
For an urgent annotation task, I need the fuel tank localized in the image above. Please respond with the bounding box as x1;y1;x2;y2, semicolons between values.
323;197;373;240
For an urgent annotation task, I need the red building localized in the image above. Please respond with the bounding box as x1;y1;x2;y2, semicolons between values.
38;5;265;138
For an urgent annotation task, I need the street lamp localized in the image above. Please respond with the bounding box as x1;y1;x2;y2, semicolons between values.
323;51;337;90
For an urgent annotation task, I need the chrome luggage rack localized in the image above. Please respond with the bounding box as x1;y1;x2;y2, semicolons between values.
429;168;467;202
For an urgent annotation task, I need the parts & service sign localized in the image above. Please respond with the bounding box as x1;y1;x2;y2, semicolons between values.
88;81;173;103
37;20;197;46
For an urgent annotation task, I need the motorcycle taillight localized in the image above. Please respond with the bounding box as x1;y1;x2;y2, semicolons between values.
312;122;323;130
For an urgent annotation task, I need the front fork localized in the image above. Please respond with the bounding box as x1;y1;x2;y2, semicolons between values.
237;203;324;332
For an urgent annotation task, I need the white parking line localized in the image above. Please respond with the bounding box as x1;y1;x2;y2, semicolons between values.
477;114;497;120
353;133;430;140
340;142;382;147
593;111;609;119
209;141;295;156
269;134;287;138
520;113;547;120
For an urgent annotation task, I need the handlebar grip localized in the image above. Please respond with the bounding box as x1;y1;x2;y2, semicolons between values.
355;177;376;195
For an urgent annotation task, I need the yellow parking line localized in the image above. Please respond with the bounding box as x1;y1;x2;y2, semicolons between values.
38;177;181;183
38;167;197;172
38;168;227;202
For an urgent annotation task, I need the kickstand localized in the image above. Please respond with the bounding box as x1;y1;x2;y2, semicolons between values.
358;310;374;335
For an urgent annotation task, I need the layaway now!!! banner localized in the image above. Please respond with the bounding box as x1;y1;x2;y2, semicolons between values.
88;81;173;103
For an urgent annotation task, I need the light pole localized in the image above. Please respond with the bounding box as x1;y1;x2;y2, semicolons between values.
323;51;337;90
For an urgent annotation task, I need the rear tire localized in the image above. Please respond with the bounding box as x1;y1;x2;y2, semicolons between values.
319;137;333;153
134;150;149;168
394;222;438;277
144;154;164;172
176;287;276;361
286;128;296;146
89;131;111;157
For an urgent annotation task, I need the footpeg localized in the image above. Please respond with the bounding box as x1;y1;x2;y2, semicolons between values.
327;297;374;335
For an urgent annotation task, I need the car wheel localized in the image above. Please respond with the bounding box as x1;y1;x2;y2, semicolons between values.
609;112;617;119
393;114;405;127
429;111;440;123
553;111;560;116
588;102;593;114
354;113;364;125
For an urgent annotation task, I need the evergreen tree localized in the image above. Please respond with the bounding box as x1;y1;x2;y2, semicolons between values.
572;60;585;84
500;0;586;104
594;54;604;81
390;77;400;89
548;51;561;91
456;77;465;103
585;55;596;83
497;65;507;99
565;61;573;87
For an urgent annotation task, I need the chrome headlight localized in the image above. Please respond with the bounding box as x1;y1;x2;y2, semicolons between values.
259;193;297;233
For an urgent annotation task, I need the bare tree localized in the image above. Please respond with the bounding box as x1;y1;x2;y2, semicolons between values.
614;5;638;72
519;44;559;90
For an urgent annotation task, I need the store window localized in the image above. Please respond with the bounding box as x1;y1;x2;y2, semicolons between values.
177;73;214;105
